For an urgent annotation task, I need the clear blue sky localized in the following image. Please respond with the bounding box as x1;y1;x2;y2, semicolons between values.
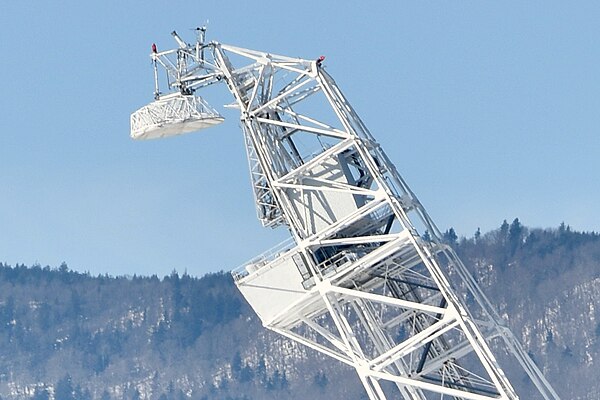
1;1;598;278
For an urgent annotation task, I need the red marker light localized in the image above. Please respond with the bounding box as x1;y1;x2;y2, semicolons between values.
151;43;157;53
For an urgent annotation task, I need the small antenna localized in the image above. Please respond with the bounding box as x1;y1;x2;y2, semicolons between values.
195;26;206;45
171;30;187;49
151;43;160;99
194;22;209;61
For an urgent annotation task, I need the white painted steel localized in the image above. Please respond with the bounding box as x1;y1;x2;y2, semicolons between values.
130;93;223;140
133;29;561;400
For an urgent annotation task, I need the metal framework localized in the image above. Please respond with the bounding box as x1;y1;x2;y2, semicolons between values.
131;29;560;400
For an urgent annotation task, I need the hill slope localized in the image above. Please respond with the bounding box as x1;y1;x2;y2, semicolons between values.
0;220;598;399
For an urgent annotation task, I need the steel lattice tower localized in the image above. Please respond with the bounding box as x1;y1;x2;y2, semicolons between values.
131;29;560;400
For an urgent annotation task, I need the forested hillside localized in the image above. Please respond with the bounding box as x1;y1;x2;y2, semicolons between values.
0;220;598;399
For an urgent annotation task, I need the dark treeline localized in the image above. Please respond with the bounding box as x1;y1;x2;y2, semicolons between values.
446;219;600;302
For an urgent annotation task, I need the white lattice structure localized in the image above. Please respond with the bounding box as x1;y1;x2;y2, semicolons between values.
130;92;223;139
132;29;560;400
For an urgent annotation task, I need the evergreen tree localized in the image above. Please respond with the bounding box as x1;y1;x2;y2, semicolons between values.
474;227;481;243
231;351;242;380
421;230;432;242
100;390;112;400
509;218;524;254
131;389;141;400
256;355;267;385
240;362;254;383
32;388;50;400
443;228;458;246
499;219;510;244
55;375;75;400
313;371;328;391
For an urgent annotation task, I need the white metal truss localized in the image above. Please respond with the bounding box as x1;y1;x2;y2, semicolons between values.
131;29;561;400
130;92;223;140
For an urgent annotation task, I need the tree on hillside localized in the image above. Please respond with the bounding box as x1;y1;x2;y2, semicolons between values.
443;228;458;246
509;217;524;254
32;388;50;400
55;375;75;400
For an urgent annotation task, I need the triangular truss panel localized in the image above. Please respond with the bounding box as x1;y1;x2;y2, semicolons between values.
133;30;561;400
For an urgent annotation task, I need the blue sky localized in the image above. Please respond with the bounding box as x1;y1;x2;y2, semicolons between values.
1;1;598;277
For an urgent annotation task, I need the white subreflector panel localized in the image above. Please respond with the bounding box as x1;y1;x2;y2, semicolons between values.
130;93;224;140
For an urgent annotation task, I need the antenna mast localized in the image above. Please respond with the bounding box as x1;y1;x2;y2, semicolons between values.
131;29;560;400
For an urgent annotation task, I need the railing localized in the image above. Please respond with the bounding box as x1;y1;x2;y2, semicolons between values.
314;250;358;279
231;237;297;281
